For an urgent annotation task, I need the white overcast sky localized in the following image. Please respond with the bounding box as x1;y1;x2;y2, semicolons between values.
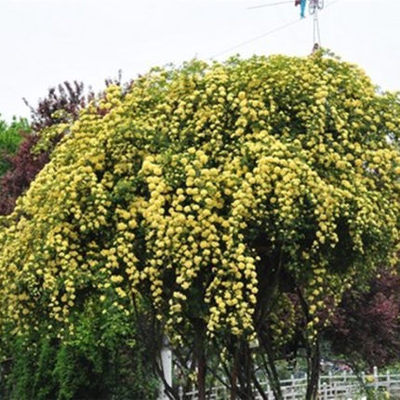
0;0;399;121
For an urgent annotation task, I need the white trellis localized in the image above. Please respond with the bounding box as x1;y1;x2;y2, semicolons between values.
179;367;400;400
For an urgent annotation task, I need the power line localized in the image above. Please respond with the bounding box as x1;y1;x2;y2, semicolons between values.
209;0;341;60
247;1;293;10
325;0;341;10
210;18;303;60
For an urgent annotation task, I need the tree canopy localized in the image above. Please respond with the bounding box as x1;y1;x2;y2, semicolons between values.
328;268;400;369
1;52;400;399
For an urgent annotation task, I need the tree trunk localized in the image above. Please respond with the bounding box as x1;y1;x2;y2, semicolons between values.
295;287;320;400
263;334;284;400
195;327;206;400
230;348;238;400
234;341;254;400
305;338;320;400
242;342;253;399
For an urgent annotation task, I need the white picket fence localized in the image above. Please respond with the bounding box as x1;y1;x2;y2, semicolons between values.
179;367;400;399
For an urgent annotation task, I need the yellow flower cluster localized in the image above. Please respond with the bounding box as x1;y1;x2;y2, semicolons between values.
0;53;400;344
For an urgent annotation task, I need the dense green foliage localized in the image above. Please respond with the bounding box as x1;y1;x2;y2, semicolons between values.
0;116;29;176
1;312;159;400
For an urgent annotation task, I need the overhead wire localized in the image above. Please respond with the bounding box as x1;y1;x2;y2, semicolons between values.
324;0;341;11
209;0;341;60
313;0;341;47
210;17;303;59
247;1;294;10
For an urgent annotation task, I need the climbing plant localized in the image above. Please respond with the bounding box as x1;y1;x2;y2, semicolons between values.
1;51;400;399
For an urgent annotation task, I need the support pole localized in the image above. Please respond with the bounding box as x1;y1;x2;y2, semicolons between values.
313;8;320;48
158;336;173;400
311;0;322;51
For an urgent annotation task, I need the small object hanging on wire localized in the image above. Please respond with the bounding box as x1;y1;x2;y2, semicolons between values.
294;0;323;19
295;0;306;19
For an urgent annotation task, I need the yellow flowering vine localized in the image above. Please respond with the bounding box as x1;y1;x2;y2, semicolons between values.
0;51;400;347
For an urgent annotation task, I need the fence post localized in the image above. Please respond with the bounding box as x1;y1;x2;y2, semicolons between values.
386;369;391;391
373;366;378;390
321;382;326;400
291;374;295;400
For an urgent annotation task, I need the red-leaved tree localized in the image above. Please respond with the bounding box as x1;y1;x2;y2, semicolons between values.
327;269;400;369
0;81;89;215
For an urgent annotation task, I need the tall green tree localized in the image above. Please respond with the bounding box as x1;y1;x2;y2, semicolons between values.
0;115;29;176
